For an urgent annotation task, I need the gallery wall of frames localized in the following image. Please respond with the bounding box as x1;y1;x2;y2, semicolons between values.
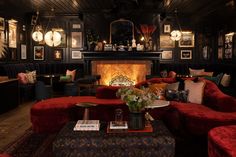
0;13;235;65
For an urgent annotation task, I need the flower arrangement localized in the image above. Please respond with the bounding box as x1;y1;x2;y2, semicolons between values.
116;87;156;113
136;24;157;42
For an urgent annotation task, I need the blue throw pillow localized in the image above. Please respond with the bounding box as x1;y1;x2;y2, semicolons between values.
204;73;223;86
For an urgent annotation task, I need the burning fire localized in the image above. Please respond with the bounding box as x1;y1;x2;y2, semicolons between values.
92;61;151;86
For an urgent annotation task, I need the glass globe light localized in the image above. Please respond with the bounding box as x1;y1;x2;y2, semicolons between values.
170;30;182;41
32;31;43;42
44;30;61;47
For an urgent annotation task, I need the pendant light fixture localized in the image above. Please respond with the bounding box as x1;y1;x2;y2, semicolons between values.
44;8;62;47
170;9;182;41
31;11;43;42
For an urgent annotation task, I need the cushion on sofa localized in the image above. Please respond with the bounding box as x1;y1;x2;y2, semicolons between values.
185;80;206;104
189;68;205;76
26;70;36;84
96;86;121;99
66;69;76;81
17;73;28;84
220;73;231;87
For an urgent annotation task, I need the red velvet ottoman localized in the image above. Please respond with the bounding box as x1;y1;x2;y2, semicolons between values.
208;125;236;157
31;96;125;133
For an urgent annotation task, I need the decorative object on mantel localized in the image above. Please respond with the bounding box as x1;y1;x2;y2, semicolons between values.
136;24;157;51
116;87;156;130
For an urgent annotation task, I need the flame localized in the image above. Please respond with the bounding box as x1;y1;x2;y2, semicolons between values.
92;61;151;85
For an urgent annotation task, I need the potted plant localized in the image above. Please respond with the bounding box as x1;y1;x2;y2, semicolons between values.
116;87;156;129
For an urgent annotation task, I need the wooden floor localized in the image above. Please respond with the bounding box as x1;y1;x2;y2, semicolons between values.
0;101;34;152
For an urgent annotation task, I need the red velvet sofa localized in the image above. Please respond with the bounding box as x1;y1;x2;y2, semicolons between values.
208;125;236;157
135;77;236;136
31;77;236;135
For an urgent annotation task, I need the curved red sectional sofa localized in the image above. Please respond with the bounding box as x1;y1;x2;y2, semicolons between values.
208;125;236;157
31;77;236;136
135;77;236;136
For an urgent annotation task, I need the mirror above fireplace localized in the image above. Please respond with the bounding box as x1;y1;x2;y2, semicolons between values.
109;19;134;46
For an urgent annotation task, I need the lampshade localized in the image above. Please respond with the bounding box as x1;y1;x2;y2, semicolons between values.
32;30;43;42
44;30;61;47
170;30;182;41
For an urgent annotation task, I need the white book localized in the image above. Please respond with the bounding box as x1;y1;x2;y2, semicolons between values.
74;120;100;131
109;121;128;130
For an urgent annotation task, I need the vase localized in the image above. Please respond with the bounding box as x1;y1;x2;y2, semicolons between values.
128;112;145;130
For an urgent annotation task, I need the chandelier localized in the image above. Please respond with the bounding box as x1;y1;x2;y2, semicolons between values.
44;8;62;47
31;11;43;42
170;9;182;41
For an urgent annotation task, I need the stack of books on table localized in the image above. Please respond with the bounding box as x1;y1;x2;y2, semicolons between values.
107;121;128;133
73;120;100;131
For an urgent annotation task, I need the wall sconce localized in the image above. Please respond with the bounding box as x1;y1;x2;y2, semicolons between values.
31;11;44;42
44;8;63;47
170;9;182;41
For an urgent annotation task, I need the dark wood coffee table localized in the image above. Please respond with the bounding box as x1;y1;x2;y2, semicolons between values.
53;120;175;157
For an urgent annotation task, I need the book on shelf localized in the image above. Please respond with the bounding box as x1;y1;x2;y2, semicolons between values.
73;120;100;131
109;121;128;130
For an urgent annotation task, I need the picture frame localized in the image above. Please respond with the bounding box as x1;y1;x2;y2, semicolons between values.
218;47;223;60
224;32;234;59
71;32;83;48
72;24;81;29
164;24;171;33
181;50;192;59
160;35;175;48
71;50;82;59
179;31;195;47
58;31;66;47
21;44;27;60
161;50;173;60
8;20;17;48
53;49;63;61
0;17;4;30
34;46;44;60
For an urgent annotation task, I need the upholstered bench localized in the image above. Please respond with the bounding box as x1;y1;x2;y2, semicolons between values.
31;96;125;133
208;125;236;157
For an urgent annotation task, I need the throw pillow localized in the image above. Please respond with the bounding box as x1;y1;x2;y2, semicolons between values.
165;89;189;102
184;80;206;104
66;69;76;81
189;68;205;76
160;70;168;78
166;82;179;91
168;71;177;78
220;74;231;87
26;70;36;84
204;73;224;86
17;73;28;84
200;71;214;77
59;75;72;82
148;83;167;99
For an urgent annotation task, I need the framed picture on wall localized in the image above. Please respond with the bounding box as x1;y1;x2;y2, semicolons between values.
53;49;63;61
179;31;194;47
58;31;66;47
0;17;4;30
161;50;173;60
181;50;192;59
71;50;82;59
21;44;27;60
218;47;223;60
8;20;17;48
160;35;175;48
164;24;171;33
71;32;82;48
34;46;44;60
72;24;81;29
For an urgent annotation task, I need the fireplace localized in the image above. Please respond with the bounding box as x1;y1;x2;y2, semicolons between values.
91;60;151;86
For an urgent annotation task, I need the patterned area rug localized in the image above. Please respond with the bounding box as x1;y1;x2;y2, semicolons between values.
2;128;56;157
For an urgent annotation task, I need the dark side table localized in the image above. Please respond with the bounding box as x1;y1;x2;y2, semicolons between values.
53;120;175;157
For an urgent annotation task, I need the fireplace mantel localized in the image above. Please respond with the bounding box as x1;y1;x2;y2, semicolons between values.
82;51;161;75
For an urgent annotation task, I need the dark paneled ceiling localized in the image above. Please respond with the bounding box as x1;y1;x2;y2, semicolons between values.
0;0;235;22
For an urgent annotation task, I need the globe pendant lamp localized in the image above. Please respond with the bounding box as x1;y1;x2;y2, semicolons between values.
31;12;43;42
44;30;61;47
170;9;182;41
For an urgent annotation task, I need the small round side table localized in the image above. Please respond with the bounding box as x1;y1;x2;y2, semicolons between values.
75;102;97;120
